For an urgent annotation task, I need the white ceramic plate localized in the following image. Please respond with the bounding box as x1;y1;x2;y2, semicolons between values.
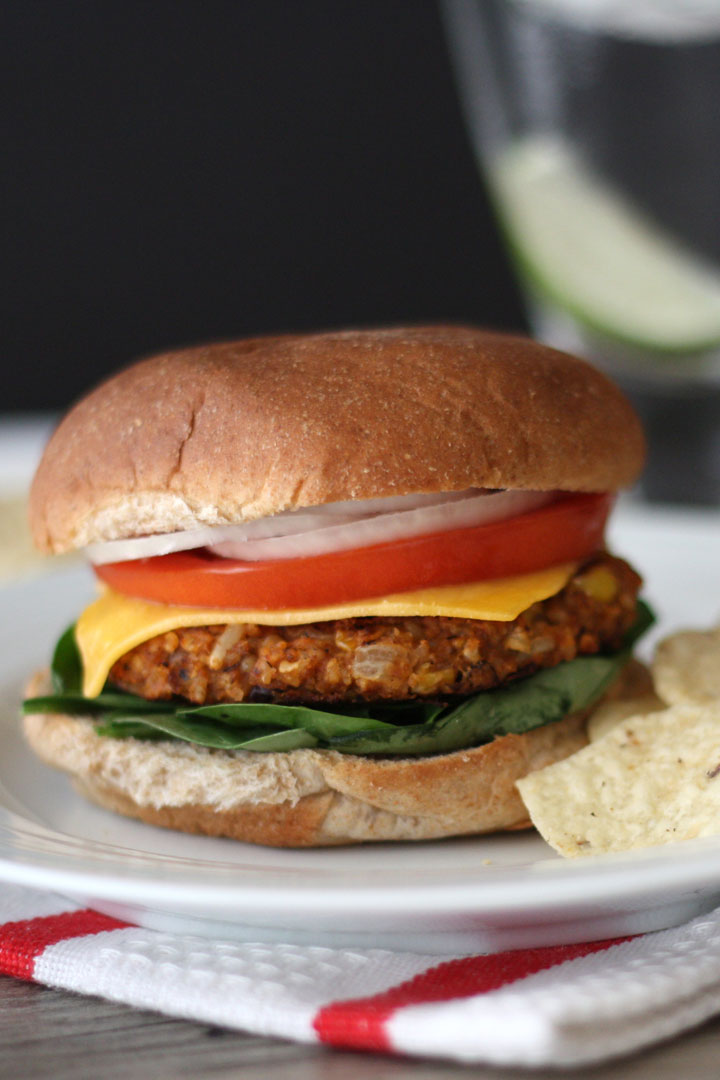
2;504;720;954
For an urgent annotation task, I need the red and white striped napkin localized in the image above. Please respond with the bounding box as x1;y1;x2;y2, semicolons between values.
3;883;720;1067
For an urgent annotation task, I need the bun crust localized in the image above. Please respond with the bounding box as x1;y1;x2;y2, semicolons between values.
29;326;645;553
23;673;589;846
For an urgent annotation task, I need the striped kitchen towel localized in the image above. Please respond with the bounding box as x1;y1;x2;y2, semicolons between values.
3;883;720;1067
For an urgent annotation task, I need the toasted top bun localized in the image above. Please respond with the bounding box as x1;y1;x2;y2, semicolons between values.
30;325;645;554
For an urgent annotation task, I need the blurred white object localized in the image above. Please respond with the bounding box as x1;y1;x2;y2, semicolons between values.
0;415;70;582
513;0;720;40
0;415;56;495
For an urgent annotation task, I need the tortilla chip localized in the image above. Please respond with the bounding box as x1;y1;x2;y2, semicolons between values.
517;703;720;857
653;626;720;707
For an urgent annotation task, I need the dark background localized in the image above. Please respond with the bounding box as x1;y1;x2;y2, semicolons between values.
2;0;525;412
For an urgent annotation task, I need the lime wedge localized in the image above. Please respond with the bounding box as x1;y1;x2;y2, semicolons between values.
490;137;720;354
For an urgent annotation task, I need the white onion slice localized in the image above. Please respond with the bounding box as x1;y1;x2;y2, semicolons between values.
87;489;556;565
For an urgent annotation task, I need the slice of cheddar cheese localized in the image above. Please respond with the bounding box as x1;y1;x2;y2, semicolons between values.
76;562;577;698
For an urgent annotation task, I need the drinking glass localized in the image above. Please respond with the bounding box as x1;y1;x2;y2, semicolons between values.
442;0;720;503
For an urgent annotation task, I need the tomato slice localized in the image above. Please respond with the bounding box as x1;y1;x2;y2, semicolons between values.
94;492;613;610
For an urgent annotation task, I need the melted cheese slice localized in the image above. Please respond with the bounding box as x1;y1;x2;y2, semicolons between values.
77;562;577;698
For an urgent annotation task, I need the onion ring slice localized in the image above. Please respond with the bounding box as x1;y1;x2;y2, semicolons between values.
86;489;557;565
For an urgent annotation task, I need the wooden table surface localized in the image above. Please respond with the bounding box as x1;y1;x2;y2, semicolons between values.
2;974;720;1080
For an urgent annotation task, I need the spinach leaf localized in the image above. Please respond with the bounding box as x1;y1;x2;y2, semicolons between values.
93;719;172;740
23;692;180;716
96;712;318;751
51;624;83;695
185;701;397;738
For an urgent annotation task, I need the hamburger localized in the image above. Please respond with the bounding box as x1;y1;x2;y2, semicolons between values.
22;325;649;846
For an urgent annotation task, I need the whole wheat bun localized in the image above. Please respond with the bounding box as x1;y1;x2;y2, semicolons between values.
29;325;645;554
22;665;651;847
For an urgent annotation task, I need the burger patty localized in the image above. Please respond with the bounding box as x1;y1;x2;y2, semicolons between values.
108;554;641;706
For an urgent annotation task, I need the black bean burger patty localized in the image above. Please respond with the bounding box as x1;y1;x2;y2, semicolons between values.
108;554;641;706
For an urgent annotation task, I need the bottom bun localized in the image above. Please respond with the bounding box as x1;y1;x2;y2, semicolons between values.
22;666;647;847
